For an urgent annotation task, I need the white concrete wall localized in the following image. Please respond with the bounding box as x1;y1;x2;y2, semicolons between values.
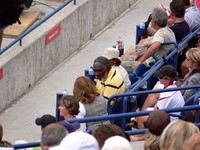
0;0;138;112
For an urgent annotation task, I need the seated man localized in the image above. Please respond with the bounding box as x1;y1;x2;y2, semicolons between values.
169;0;190;43
183;0;200;31
131;65;185;141
122;8;176;85
93;56;125;105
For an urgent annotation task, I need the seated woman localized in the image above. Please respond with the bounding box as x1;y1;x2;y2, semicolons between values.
73;76;110;131
176;47;200;100
59;95;86;132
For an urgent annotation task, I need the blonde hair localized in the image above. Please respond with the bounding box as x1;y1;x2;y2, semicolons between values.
160;120;199;150
183;133;200;150
144;132;160;150
186;47;200;66
73;76;99;104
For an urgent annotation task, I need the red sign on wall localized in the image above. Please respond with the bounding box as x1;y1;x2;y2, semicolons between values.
45;24;61;45
0;68;3;80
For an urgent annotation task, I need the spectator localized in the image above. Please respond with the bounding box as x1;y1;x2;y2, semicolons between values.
40;123;67;150
0;124;13;149
35;114;56;132
102;47;131;88
101;136;132;150
144;110;170;150
59;95;86;131
92;124;127;149
73;76;110;131
183;0;200;31
196;0;200;11
122;8;176;85
93;56;125;105
183;133;200;150
131;65;185;141
160;120;199;150
49;132;99;150
169;0;190;43
176;47;200;100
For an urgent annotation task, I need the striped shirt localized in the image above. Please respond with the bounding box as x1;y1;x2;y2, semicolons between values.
96;67;125;105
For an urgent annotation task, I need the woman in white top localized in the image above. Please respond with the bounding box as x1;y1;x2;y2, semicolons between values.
59;95;86;132
102;47;131;89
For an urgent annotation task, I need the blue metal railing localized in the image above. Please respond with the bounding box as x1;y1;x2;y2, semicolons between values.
0;0;76;54
13;104;200;149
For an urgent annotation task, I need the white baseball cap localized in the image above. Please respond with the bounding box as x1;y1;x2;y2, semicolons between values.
102;47;119;60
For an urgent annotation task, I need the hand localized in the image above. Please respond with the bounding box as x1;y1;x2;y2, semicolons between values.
175;79;184;87
132;61;141;69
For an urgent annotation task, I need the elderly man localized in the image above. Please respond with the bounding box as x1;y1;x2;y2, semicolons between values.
123;8;176;85
93;56;125;104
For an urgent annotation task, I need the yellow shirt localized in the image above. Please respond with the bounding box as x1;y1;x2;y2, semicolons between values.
96;67;125;106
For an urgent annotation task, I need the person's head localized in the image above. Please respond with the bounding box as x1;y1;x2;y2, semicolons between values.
0;124;3;141
73;76;98;104
93;124;126;149
59;95;79;119
182;0;191;7
101;136;132;150
93;56;111;81
102;47;121;66
50;132;99;150
186;47;200;69
41;123;68;150
35;114;56;131
170;0;185;18
151;8;168;28
160;120;199;150
183;133;200;150
144;110;170;150
154;65;177;84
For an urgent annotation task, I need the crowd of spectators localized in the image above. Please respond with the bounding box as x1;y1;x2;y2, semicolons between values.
0;0;200;149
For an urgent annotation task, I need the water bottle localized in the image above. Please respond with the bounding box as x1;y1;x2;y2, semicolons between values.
142;81;148;90
62;89;68;96
117;36;124;57
139;20;145;29
88;66;94;75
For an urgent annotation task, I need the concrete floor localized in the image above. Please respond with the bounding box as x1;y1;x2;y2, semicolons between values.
0;0;170;149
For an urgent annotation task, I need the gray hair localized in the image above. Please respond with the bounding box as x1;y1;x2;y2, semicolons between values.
151;8;168;27
41;123;68;147
94;56;110;69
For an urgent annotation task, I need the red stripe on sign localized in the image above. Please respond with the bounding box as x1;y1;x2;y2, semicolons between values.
0;68;3;80
45;24;61;45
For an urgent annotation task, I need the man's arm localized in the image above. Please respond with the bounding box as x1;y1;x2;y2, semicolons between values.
132;41;161;68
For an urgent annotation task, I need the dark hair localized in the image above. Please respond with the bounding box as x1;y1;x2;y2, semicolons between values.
114;58;121;66
59;95;79;116
93;124;126;148
182;0;191;6
170;0;185;18
94;56;110;70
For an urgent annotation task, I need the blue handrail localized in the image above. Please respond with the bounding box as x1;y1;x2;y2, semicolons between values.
108;85;200;130
0;0;76;54
13;104;200;149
